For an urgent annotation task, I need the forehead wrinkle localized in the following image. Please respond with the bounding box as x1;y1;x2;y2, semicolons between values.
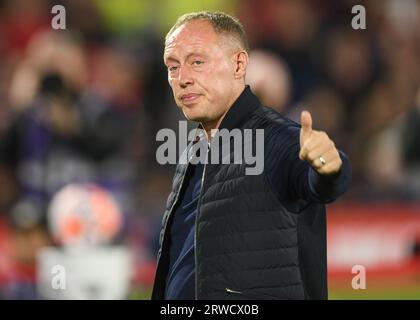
164;35;219;64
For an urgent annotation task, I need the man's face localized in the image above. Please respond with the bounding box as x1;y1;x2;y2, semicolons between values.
164;21;239;126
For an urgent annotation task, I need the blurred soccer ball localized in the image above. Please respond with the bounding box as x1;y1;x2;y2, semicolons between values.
48;183;122;247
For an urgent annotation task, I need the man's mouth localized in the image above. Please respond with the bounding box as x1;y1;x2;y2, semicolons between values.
180;93;201;105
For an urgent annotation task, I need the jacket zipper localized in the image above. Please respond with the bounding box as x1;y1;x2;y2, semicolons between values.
194;145;208;300
156;156;189;265
225;288;243;295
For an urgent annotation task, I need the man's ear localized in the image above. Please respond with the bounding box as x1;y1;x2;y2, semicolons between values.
234;50;249;79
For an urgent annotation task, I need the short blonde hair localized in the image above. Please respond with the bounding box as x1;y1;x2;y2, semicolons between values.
165;11;250;53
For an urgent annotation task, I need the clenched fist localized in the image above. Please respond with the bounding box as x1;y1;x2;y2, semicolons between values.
299;111;342;176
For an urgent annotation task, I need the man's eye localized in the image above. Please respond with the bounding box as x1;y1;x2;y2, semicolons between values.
192;60;204;66
168;66;178;72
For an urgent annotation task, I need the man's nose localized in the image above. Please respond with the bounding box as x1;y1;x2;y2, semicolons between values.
178;66;194;88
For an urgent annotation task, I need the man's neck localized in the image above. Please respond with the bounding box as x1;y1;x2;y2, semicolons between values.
202;115;225;142
201;84;246;141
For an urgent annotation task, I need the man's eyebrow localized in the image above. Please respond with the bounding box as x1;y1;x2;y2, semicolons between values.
164;56;179;65
164;52;207;65
185;52;207;60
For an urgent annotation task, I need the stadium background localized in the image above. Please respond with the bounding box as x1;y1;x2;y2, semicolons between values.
0;0;419;299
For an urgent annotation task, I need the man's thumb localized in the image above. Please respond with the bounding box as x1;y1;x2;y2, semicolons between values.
300;111;312;145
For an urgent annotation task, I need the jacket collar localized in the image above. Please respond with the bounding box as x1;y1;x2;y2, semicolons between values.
218;85;261;131
193;85;261;143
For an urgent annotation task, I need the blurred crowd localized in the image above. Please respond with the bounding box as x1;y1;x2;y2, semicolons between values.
0;0;419;299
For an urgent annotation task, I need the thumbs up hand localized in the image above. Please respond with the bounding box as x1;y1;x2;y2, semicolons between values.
299;111;342;176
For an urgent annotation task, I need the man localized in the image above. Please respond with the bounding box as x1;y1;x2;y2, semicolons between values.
152;11;351;300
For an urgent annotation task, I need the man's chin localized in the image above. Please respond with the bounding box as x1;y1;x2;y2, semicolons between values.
181;108;205;123
183;113;205;123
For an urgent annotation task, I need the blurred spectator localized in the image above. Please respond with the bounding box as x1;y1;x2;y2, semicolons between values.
1;70;135;225
400;88;420;200
238;0;322;105
292;87;347;146
246;49;292;112
402;89;420;168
